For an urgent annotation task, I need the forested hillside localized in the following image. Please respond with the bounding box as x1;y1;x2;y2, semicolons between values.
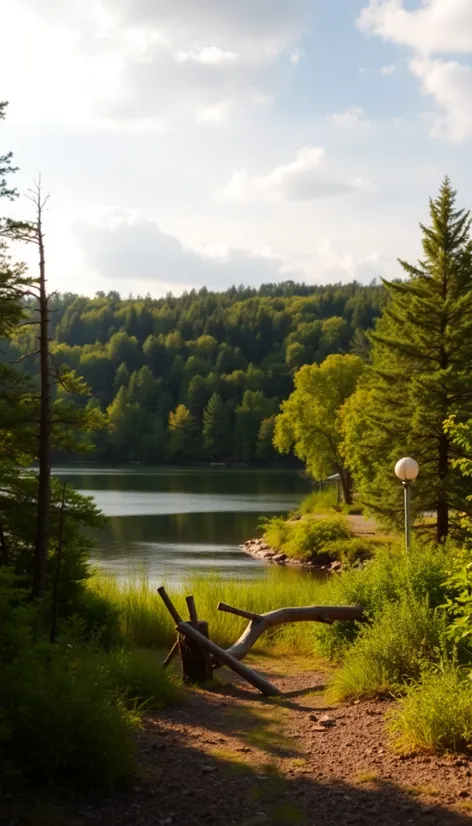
4;281;385;464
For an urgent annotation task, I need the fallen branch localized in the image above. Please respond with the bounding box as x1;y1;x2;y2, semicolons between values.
157;586;279;696
218;603;364;662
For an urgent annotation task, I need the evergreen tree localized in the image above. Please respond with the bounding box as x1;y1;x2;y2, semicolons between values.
202;393;230;460
235;391;275;463
167;404;197;462
342;179;472;538
257;416;276;461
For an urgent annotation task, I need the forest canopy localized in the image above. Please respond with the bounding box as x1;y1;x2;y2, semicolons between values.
2;281;385;466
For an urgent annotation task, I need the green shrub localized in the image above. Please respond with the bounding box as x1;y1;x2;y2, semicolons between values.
0;573;179;790
390;666;472;754
441;544;472;659
97;648;180;710
284;516;350;561
0;646;139;788
322;536;382;565
262;516;292;551
298;488;339;515
329;596;447;701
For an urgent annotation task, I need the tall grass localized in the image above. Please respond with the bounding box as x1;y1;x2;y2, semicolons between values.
89;572;330;653
329;596;447;701
89;541;451;661
389;666;472;754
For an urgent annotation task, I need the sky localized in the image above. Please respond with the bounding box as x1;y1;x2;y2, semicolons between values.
2;0;472;297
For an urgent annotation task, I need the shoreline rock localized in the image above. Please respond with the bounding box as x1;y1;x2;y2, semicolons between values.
240;537;343;573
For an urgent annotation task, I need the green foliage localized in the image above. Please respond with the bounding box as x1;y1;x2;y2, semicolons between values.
95;648;180;710
167;403;198;461
261;514;350;561
3;282;385;466
203;393;231;460
311;541;450;660
274;354;364;502
343;179;472;539
283;516;350;562
0;572;179;790
390;665;472;754
322;536;385;565
441;544;472;654
298;487;339;515
329;596;447;701
262;516;291;552
0;645;139;788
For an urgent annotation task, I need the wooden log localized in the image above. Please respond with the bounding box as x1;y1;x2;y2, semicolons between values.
157;586;183;625
218;604;364;662
157;588;213;683
179;619;213;684
177;621;279;697
163;639;179;669
186;595;199;628
218;602;263;622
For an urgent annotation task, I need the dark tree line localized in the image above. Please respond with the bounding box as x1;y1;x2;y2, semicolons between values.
3;281;385;465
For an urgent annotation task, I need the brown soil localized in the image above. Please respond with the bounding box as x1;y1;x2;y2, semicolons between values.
3;656;472;826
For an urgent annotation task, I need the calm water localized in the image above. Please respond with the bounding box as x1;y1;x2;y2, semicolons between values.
53;467;310;585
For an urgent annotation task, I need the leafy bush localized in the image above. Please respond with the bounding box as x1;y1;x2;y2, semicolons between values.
329;596;447;701
96;648;180;710
441;544;472;658
0;572;179;790
322;536;384;565
0;645;139;788
298;488;339;515
390;665;472;754
262;516;291;551
313;541;450;661
284;515;350;561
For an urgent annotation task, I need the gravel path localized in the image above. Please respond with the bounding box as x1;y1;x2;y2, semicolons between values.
4;656;472;826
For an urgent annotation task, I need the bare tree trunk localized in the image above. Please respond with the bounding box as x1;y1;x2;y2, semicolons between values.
33;193;51;600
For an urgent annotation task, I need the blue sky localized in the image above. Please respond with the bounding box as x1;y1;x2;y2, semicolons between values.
2;0;472;296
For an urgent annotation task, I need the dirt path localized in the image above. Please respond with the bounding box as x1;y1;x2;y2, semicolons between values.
4;656;472;826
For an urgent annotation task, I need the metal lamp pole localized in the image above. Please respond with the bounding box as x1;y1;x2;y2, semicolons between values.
395;458;419;553
402;480;412;552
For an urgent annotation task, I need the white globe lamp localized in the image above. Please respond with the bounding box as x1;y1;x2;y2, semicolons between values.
395;457;419;483
394;457;419;552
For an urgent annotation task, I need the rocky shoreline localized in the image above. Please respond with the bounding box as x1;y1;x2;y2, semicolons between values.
241;537;343;573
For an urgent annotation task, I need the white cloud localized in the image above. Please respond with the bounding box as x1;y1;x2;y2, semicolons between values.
175;47;238;65
196;99;234;124
219;147;370;204
358;1;472;142
327;107;370;127
411;57;472;141
73;213;298;292
380;63;396;75
358;0;472;54
2;0;311;128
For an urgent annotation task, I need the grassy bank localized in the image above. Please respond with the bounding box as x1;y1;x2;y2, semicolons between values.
260;489;390;565
89;539;472;755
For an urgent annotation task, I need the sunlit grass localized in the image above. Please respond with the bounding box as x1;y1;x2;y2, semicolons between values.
88;571;331;653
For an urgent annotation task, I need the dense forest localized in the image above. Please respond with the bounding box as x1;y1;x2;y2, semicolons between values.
2;282;385;465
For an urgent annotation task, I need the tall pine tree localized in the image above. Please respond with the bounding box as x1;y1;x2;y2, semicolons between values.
342;178;472;539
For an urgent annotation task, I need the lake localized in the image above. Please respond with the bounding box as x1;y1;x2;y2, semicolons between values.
53;467;310;585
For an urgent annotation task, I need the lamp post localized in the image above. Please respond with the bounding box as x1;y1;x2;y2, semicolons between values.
395;457;419;552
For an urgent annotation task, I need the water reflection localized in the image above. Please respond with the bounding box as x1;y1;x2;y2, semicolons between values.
54;467;310;586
